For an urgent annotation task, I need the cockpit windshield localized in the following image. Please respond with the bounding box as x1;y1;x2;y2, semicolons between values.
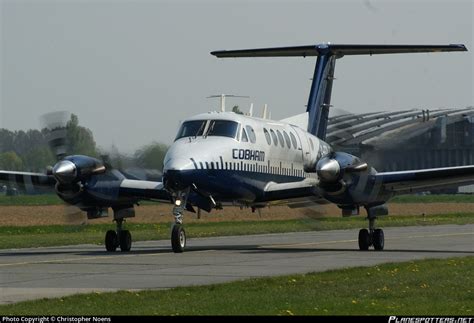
206;120;239;139
175;120;207;141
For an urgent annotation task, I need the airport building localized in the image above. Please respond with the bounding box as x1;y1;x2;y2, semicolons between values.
327;106;474;193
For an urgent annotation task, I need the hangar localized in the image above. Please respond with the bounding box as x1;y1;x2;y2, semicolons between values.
327;106;474;192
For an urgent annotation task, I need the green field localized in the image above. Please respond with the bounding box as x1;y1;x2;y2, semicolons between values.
391;194;474;203
0;213;473;249
0;257;471;315
1;193;474;206
0;194;62;206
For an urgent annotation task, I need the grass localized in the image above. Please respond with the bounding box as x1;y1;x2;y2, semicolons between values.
0;213;473;249
0;194;63;206
0;257;471;315
391;194;474;203
1;193;474;206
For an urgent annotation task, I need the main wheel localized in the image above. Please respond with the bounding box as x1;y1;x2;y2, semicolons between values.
358;229;370;251
105;230;118;252
119;230;132;252
171;224;186;253
373;228;384;251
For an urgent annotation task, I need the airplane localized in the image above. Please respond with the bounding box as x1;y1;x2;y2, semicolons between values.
1;43;472;253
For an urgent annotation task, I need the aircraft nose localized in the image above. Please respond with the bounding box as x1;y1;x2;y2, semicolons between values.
163;158;195;191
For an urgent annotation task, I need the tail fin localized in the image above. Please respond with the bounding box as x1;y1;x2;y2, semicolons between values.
212;43;467;140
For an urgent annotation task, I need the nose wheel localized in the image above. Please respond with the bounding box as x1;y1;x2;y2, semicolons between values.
171;224;186;253
104;219;132;252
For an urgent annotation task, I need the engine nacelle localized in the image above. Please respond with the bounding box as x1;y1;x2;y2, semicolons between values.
316;152;368;195
55;182;84;205
52;155;105;184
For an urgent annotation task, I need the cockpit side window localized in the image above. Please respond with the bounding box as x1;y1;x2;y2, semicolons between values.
206;120;239;139
175;120;207;141
241;127;249;142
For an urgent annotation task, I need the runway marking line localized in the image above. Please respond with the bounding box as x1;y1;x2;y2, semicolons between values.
0;231;472;268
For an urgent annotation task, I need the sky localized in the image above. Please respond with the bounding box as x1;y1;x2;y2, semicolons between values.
1;0;473;153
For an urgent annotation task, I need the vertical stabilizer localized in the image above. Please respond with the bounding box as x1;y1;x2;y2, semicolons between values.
211;43;467;139
306;49;336;139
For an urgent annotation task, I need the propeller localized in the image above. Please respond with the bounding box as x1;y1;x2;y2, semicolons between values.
316;152;368;195
40;111;71;161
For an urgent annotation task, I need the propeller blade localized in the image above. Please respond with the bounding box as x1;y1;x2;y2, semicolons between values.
40;111;71;161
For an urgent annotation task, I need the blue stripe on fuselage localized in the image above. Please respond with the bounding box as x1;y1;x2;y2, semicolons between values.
164;169;314;203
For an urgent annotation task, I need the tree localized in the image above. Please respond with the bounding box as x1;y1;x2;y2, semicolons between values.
66;114;98;157
134;142;169;171
22;147;55;172
0;151;24;171
232;105;244;115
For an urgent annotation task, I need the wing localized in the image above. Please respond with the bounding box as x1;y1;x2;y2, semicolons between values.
262;178;323;201
0;170;56;191
377;165;474;194
119;179;172;202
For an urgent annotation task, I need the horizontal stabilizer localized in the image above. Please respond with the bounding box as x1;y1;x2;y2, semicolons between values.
211;44;467;58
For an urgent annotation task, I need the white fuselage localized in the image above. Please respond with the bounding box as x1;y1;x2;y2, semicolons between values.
163;111;332;203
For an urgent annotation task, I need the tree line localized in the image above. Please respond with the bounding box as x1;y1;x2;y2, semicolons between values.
0;114;169;174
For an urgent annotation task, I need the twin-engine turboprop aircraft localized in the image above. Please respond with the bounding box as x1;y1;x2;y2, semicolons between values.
1;43;473;253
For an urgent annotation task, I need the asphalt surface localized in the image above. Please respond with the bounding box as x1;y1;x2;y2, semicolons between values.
0;224;473;304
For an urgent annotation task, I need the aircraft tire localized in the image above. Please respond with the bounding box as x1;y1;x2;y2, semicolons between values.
358;229;370;251
373;228;384;251
119;230;132;252
171;224;186;253
105;230;118;252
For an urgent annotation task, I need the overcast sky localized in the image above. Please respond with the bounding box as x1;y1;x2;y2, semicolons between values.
1;0;472;153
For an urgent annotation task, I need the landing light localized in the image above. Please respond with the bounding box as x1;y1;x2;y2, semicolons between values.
175;199;182;206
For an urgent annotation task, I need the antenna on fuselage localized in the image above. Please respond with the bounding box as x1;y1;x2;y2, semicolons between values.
262;104;268;119
247;103;254;116
206;94;250;112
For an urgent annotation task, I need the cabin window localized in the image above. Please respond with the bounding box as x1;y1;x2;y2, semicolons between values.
241;128;249;142
245;125;256;143
206;120;239;139
283;131;291;149
175;120;207;140
276;130;285;148
270;129;278;146
290;132;298;149
263;128;271;145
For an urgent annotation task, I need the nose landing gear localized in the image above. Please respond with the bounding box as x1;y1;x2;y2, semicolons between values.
171;190;189;253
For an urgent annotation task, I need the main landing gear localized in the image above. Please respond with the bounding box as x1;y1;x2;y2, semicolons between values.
105;218;132;252
104;207;135;252
358;207;384;251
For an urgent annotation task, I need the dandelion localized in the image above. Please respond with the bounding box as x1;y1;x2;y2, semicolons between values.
285;310;294;316
352;300;358;304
